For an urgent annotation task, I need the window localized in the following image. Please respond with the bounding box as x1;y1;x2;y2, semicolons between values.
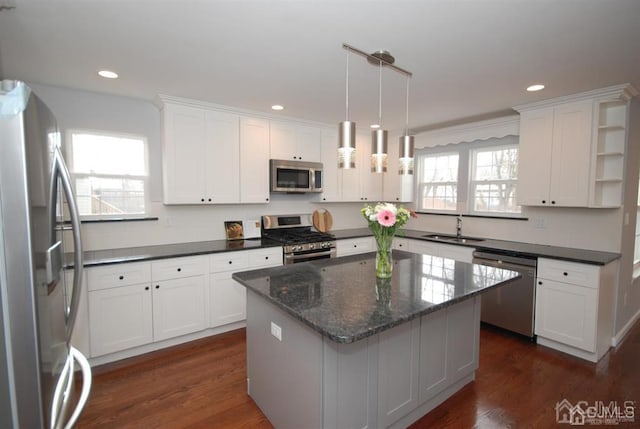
417;153;459;211
68;131;148;218
470;145;519;214
416;135;521;216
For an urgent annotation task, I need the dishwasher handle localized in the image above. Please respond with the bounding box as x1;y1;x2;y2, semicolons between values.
472;250;537;268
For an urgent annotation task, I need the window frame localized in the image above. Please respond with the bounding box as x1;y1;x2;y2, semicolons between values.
415;135;522;217
66;129;150;220
469;143;520;215
416;151;461;214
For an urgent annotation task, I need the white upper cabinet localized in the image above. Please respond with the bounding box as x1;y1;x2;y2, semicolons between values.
517;100;593;207
161;101;240;204
339;133;383;202
318;128;342;202
318;129;383;203
240;117;271;203
383;137;414;203
270;120;321;162
515;84;637;208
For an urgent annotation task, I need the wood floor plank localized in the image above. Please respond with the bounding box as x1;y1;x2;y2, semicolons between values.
76;320;640;428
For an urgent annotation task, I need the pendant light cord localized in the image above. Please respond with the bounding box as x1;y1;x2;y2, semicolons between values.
378;60;383;125
345;51;350;121
405;75;410;135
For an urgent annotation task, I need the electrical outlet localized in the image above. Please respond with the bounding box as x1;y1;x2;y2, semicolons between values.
270;322;282;341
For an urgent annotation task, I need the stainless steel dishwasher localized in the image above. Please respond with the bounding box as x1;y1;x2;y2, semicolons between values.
472;250;537;340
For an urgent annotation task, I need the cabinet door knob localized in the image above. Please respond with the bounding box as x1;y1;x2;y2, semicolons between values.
538;281;542;285
155;285;160;289
145;286;150;291
208;198;212;202
119;275;124;280
266;198;269;201
551;201;556;205
201;198;205;202
541;200;546;204
265;256;269;260
563;272;568;276
228;260;233;264
177;268;182;272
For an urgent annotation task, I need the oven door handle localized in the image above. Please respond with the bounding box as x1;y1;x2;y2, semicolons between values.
284;249;336;263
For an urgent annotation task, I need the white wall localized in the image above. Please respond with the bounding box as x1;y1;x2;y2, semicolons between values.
29;83;368;251
614;98;640;338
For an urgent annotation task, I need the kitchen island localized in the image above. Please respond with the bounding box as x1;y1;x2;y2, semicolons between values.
232;250;520;429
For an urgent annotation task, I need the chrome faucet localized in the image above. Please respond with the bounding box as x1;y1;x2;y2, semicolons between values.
456;214;462;238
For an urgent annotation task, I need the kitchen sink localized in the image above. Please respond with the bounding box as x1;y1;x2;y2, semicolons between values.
421;234;486;244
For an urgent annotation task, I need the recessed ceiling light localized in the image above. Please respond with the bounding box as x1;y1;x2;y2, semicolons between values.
526;84;545;92
271;105;284;111
370;124;380;129
98;70;119;79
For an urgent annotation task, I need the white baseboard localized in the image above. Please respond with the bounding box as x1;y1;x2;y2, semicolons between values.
612;308;640;347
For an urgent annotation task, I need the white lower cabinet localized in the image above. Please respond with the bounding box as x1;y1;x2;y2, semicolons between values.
152;276;206;341
336;237;375;257
209;247;282;328
534;258;617;362
88;282;154;357
87;256;207;357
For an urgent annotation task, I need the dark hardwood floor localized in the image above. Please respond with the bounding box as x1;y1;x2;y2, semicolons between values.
76;320;640;428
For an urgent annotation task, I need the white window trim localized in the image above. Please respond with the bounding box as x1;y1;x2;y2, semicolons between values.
66;129;150;220
469;143;520;216
415;135;523;217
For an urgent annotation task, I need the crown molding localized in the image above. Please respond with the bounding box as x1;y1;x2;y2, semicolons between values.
513;83;638;112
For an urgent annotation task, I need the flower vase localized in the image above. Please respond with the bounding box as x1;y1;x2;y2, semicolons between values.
374;234;394;279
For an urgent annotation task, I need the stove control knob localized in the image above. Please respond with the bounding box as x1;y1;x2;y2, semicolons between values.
294;245;302;251
309;243;315;250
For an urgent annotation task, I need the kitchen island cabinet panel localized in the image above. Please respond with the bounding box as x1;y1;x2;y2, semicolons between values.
378;319;420;427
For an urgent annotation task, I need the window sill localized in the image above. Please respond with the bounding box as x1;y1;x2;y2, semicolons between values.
416;211;528;221
65;217;159;224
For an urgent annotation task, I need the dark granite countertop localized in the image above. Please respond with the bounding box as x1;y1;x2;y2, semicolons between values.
76;238;282;267
232;250;520;344
331;228;620;266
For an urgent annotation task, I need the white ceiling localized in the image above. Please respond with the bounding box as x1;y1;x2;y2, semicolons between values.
1;0;639;132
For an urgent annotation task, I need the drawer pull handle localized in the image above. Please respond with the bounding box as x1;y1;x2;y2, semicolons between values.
177;268;182;272
265;256;269;260
563;272;568;276
155;285;160;289
228;261;233;264
538;281;542;285
119;275;124;280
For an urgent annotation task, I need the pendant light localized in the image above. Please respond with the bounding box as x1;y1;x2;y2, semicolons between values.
371;56;388;173
399;75;415;175
338;51;356;169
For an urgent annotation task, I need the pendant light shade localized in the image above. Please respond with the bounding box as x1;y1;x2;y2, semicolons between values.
398;135;414;175
371;58;388;173
371;129;388;173
399;74;415;175
338;120;356;168
338;51;356;169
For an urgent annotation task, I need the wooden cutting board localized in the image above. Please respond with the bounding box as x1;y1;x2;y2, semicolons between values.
312;209;333;233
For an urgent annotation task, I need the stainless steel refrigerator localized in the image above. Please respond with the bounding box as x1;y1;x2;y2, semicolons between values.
0;80;91;428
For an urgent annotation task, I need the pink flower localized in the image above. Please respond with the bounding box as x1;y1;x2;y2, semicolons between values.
377;209;396;227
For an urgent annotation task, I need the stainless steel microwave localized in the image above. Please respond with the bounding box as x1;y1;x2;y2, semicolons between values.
270;159;323;193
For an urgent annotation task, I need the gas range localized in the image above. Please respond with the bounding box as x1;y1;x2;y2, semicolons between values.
262;214;336;264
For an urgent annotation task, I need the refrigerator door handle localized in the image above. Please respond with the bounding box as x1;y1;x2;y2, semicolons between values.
53;147;84;336
63;347;92;429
